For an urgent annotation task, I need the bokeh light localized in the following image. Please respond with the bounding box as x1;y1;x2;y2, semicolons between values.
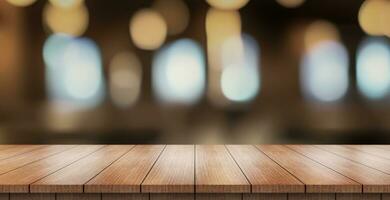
276;0;305;8
301;41;349;102
6;0;36;7
304;20;340;51
357;37;390;100
43;2;89;36
153;0;190;35
358;0;390;36
221;34;260;102
44;34;105;108
109;52;142;108
129;9;167;50
206;0;250;10
153;39;205;105
49;0;83;8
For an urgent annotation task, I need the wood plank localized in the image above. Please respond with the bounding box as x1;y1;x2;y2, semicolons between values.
336;194;380;200
243;194;287;200
0;145;46;161
0;145;104;193
9;194;54;200
316;145;390;174
227;145;304;193
142;145;194;193
0;194;8;200
0;145;75;175
344;145;390;160
383;194;390;200
196;194;242;200
0;145;17;151
256;145;361;193
85;145;165;193
56;194;101;200
196;145;250;193
288;145;390;193
101;194;148;200
31;145;134;193
150;194;194;200
288;194;335;200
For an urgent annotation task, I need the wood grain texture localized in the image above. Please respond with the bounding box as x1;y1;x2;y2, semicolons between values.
227;145;304;193
316;145;390;174
288;145;390;193
288;194;335;200
56;194;101;200
196;194;242;200
335;194;380;200
85;145;165;193
101;194;148;200
150;194;194;200
0;145;75;175
256;145;361;193
243;194;287;200
344;145;390;160
0;145;45;161
0;145;104;193
9;194;55;200
142;145;194;193
196;145;250;193
31;145;133;193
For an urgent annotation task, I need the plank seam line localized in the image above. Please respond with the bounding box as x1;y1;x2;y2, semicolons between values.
285;145;363;193
314;145;390;176
139;145;167;193
252;145;306;192
0;145;79;177
0;145;47;163
83;145;137;192
344;145;390;161
224;145;252;193
28;145;107;193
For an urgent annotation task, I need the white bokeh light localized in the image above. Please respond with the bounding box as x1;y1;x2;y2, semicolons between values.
301;41;349;102
357;38;390;100
153;39;205;105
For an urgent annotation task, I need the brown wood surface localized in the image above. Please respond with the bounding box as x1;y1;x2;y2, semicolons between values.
101;194;148;200
288;145;390;193
56;194;101;200
9;193;55;200
256;145;361;193
150;194;194;200
85;145;165;193
0;145;75;175
227;145;304;193
0;145;46;161
196;194;242;200
344;145;390;160
196;145;250;193
288;194;335;200
142;145;194;193
335;194;380;200
316;145;390;174
243;194;287;200
0;145;104;193
31;145;134;193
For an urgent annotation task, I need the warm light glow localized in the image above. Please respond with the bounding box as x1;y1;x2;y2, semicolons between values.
358;0;390;36
44;34;105;108
206;0;250;10
43;2;89;36
109;52;142;108
153;39;205;105
276;0;305;8
49;0;83;8
357;37;390;99
221;34;260;102
153;0;190;35
301;41;349;102
130;9;167;50
304;20;340;51
6;0;36;7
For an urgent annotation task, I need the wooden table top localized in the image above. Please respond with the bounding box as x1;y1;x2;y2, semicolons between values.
0;145;388;194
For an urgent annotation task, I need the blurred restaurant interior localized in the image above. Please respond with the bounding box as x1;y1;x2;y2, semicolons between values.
1;0;390;144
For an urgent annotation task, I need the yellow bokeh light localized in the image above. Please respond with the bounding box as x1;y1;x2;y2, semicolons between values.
153;0;190;35
6;0;36;7
206;0;250;10
304;20;340;51
129;9;167;50
358;0;390;36
43;2;89;36
49;0;83;8
276;0;305;8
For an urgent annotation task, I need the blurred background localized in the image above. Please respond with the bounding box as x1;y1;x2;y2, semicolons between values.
1;0;390;144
